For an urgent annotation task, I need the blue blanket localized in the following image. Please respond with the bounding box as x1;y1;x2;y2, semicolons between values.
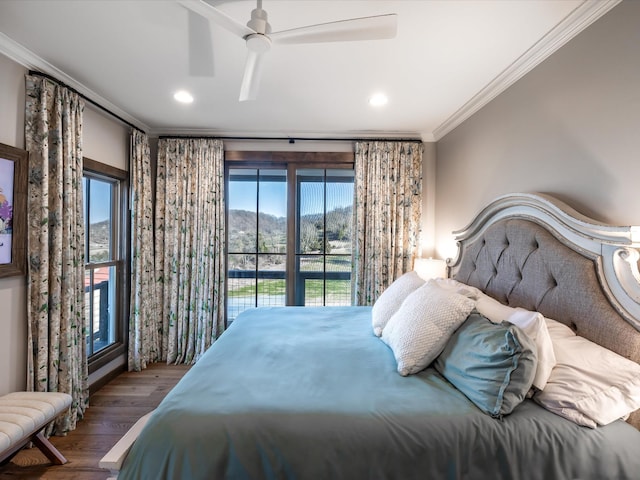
119;306;640;479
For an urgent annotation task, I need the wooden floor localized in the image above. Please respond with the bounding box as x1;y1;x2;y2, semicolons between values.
0;363;190;480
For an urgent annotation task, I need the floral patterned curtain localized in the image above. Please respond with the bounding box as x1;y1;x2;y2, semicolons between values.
155;138;226;364
24;75;88;434
352;141;423;306
128;129;160;371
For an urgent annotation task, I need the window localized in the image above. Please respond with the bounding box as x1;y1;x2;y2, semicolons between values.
226;152;354;323
83;158;128;370
227;169;288;319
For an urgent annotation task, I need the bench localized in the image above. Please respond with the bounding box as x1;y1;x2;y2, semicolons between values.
0;391;73;466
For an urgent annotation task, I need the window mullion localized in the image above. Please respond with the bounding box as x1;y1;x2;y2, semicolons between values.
323;169;327;306
85;178;91;260
255;170;260;308
89;269;95;356
286;164;296;306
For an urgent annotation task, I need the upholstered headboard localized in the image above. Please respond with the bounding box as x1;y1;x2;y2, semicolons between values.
447;193;640;429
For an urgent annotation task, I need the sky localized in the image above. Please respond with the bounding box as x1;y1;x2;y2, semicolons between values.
229;178;353;218
85;170;355;223
84;177;112;223
229;181;284;217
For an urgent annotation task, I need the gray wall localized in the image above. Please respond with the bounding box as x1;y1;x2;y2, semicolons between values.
0;54;29;395
435;1;640;260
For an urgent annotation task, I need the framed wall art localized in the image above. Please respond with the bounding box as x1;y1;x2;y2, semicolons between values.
0;143;28;278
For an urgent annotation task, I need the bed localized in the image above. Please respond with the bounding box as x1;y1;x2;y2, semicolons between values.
106;192;640;479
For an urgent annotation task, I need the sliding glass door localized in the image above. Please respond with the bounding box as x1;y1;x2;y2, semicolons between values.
226;162;354;323
295;169;353;306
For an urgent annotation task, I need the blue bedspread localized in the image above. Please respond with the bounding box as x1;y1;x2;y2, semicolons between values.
119;306;640;479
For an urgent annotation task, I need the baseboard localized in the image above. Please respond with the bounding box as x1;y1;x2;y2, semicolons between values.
89;364;126;396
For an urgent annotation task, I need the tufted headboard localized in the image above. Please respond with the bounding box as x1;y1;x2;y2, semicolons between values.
447;193;640;429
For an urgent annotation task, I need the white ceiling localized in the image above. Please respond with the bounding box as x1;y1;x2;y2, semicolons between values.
0;0;619;141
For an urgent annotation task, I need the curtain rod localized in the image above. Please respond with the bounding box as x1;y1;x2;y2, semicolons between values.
28;70;142;133
158;135;424;144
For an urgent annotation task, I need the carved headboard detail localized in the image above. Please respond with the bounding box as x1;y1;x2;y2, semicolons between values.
447;193;640;428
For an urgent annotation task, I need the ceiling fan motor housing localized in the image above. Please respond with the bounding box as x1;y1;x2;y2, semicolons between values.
247;8;271;35
245;7;272;53
246;33;271;53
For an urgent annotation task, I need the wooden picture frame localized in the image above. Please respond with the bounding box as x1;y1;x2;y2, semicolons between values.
0;143;28;278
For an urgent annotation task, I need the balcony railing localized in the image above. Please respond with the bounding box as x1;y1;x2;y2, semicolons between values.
85;280;110;354
227;269;351;322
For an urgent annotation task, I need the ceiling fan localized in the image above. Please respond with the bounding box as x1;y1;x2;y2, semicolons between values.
178;0;397;101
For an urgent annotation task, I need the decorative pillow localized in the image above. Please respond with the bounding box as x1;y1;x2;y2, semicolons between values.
533;334;640;428
381;281;475;376
474;292;556;391
371;271;425;337
506;308;556;391
434;313;538;417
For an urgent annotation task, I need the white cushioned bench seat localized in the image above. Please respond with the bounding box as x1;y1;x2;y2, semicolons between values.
0;392;73;466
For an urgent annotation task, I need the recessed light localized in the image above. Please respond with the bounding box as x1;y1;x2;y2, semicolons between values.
174;90;194;104
369;93;388;107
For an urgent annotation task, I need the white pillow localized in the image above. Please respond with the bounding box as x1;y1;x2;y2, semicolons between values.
474;292;556;391
534;334;640;428
434;278;482;300
544;316;577;340
381;281;475;376
507;308;556;391
475;291;514;323
371;271;425;337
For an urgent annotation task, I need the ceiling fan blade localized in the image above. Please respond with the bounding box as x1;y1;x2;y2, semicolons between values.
178;0;255;39
270;13;397;44
239;50;265;102
187;9;214;77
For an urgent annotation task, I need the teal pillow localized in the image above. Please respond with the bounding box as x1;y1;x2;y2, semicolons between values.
434;313;538;418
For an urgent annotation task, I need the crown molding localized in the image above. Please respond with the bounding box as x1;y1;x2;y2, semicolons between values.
0;32;149;133
432;0;622;141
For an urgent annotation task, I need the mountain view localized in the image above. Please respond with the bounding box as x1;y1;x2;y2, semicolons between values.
89;220;110;262
227;206;354;317
228;206;352;266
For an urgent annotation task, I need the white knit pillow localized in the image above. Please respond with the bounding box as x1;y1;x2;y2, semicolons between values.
381;281;475;376
371;271;425;336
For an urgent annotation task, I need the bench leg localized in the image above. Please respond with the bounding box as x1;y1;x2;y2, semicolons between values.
0;450;19;467
31;430;68;465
